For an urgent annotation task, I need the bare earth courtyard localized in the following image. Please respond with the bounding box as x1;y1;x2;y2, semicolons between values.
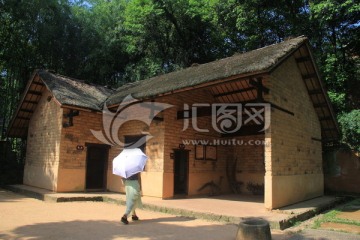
0;189;238;240
1;189;360;240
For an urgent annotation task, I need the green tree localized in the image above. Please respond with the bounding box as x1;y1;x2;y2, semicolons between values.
309;0;360;111
122;0;226;81
71;0;130;86
339;110;360;152
214;0;311;51
0;0;83;139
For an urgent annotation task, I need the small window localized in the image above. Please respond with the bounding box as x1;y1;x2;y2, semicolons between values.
195;144;205;160
205;145;217;161
195;144;217;161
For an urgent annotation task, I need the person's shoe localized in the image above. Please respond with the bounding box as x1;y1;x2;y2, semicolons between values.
121;216;129;224
132;215;139;221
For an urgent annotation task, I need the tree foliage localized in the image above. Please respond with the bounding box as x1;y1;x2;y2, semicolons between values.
338;110;360;152
0;0;359;150
310;0;360;112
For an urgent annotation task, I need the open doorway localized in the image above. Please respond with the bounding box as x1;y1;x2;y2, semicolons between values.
173;150;189;195
85;143;109;191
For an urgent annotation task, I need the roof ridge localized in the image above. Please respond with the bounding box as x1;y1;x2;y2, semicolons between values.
39;69;115;90
39;69;85;83
231;35;308;57
107;35;308;106
36;69;114;111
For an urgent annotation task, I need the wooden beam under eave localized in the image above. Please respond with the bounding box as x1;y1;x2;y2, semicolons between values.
213;86;256;98
249;77;270;103
249;78;270;94
28;90;42;96
322;128;337;132
19;109;34;113
313;102;328;108
295;56;311;63
308;89;323;95
32;81;44;86
302;73;317;80
267;102;295;116
319;116;332;121
17;116;30;120
23;100;39;104
60;105;94;112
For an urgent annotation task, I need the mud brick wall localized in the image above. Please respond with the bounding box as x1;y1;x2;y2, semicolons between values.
264;56;323;209
56;109;106;191
24;89;62;191
231;135;266;194
60;110;103;169
159;88;244;197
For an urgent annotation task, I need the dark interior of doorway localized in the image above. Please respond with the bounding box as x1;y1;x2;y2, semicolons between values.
174;150;189;195
85;143;109;191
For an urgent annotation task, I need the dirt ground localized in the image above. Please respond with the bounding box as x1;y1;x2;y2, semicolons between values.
1;189;360;240
320;222;360;234
0;189;256;240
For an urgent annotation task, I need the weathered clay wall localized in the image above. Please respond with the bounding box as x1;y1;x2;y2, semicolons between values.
232;135;266;194
56;109;104;192
264;56;323;209
159;90;230;198
24;89;62;191
159;85;266;198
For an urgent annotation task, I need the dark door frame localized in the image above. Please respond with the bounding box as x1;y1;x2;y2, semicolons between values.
85;143;110;191
173;149;190;196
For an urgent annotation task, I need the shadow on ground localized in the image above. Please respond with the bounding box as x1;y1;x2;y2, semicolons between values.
1;217;238;240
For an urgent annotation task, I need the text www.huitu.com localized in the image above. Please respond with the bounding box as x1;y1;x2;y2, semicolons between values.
182;139;270;146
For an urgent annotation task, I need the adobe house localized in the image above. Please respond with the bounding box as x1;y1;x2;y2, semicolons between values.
7;36;339;209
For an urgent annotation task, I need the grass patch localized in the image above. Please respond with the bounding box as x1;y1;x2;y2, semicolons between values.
290;220;303;227
312;198;360;229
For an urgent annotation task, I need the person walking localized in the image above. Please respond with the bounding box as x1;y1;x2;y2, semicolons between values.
121;173;142;224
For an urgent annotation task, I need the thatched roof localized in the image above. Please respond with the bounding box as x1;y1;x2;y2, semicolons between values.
38;70;114;111
7;70;114;137
106;36;308;106
7;36;339;141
